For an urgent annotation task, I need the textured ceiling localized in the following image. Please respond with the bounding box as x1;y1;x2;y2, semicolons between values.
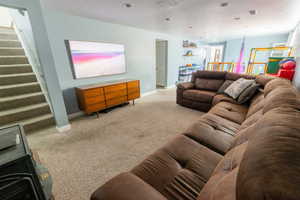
41;0;300;42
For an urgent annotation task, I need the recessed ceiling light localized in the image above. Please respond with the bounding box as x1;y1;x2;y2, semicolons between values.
220;2;229;7
123;3;133;8
249;10;257;15
188;26;193;29
234;17;241;20
165;17;171;21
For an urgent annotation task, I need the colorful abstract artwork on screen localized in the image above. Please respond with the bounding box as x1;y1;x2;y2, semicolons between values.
69;40;126;79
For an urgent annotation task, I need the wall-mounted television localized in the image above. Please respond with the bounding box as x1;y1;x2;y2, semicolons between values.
65;40;126;79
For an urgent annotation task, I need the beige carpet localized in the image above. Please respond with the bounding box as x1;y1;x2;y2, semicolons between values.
28;88;204;200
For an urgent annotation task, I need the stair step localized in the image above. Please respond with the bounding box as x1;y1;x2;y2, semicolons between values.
0;73;37;86
0;27;14;34
0;40;22;48
0;33;18;40
22;114;55;133
0;64;32;74
0;102;52;126
0;92;46;111
0;82;41;97
0;48;25;56
0;56;29;65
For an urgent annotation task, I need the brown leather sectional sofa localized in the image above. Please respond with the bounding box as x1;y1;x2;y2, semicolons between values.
91;71;300;200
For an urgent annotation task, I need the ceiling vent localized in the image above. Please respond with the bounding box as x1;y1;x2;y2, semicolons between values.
249;10;257;15
156;0;185;8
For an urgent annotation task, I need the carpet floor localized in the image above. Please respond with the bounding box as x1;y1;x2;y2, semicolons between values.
28;88;204;200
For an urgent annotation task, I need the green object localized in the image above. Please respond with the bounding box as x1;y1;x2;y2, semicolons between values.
267;57;294;74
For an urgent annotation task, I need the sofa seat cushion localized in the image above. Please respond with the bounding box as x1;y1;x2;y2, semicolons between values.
131;135;222;200
91;172;168;200
209;102;248;125
212;94;237;106
197;142;248;200
240;109;262;130
183;90;216;103
184;113;240;155
246;91;264;118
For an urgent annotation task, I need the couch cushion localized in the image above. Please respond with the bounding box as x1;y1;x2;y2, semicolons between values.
246;91;264;118
263;87;300;114
197;142;248;200
184;113;240;155
209;102;248;125
131;135;222;200
255;75;275;87
191;71;226;83
183;90;216;103
91;172;168;200
181;99;212;112
195;78;224;91
225;72;255;81
264;78;291;97
224;78;255;99
236;109;300;200
212;94;237;106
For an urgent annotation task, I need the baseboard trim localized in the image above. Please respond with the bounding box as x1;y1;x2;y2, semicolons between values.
166;85;176;89
68;111;85;120
141;90;157;97
56;124;71;132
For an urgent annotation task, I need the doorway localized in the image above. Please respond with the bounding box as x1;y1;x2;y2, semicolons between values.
156;39;168;88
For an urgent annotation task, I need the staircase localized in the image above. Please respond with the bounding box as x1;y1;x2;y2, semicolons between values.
0;26;54;133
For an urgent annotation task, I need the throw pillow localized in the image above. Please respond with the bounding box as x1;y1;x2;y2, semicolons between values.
217;80;234;94
224;78;255;99
237;83;260;104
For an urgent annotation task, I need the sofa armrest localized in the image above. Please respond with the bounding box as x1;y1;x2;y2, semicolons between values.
177;82;194;90
91;173;167;200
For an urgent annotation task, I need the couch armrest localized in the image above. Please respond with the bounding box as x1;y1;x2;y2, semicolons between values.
91;173;167;200
177;82;194;90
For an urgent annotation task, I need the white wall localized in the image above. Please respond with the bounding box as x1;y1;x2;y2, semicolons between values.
290;23;300;89
40;9;187;114
224;33;289;71
0;6;12;27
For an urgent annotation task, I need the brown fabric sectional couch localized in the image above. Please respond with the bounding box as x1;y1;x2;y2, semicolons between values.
91;71;300;200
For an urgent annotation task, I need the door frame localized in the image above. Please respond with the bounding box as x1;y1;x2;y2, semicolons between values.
155;39;168;88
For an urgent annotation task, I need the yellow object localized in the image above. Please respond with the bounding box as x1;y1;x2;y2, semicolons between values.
246;46;294;74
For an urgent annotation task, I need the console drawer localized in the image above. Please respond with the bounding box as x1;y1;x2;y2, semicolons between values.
105;90;127;100
85;95;105;105
86;102;106;114
83;88;104;98
104;84;126;93
106;96;127;107
127;80;140;89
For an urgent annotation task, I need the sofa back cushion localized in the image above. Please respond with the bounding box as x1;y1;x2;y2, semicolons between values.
195;78;225;91
197;142;248;200
263;87;300;114
225;72;255;81
191;71;226;83
236;108;300;200
264;78;291;97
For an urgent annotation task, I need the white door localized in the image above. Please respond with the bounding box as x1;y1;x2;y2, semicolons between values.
156;40;167;87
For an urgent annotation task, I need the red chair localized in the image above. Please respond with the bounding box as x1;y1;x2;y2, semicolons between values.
269;61;296;81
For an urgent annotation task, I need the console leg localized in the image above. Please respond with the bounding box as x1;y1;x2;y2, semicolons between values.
96;112;100;118
133;100;135;105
